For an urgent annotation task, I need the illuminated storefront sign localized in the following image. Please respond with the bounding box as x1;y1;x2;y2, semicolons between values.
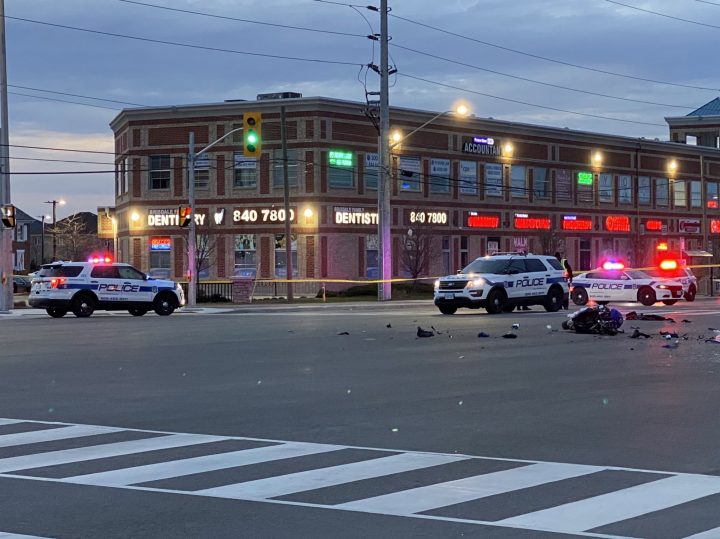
467;213;500;228
562;215;592;231
679;219;701;234
334;207;378;225
711;220;720;233
233;207;296;223
645;219;663;232
462;136;502;156
147;208;206;227
605;215;631;232
328;150;353;168
514;213;551;230
150;237;172;251
577;171;593;185
407;210;448;225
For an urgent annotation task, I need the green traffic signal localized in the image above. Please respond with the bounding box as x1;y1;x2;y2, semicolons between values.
247;131;258;144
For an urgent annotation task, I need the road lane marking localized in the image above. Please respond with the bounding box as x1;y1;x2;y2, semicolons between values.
684;526;720;539
0;419;22;427
63;442;340;487
196;452;469;500
0;425;120;448
336;462;601;515
0;434;226;474
499;474;720;533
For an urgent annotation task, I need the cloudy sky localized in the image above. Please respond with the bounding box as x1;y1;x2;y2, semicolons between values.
7;0;720;217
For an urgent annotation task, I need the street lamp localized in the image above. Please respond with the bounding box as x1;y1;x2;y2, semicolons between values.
37;214;50;265
44;199;65;261
389;104;471;151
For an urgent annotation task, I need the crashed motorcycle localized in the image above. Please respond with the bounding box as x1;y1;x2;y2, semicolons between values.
562;305;624;335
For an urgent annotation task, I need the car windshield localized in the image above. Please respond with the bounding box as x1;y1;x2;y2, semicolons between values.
461;258;511;275
644;268;685;279
37;265;84;278
626;270;650;279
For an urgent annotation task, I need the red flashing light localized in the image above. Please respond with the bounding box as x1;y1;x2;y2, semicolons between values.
659;259;678;271
514;217;551;230
468;215;500;228
645;219;663;231
605;215;630;232
562;218;592;231
656;242;669;251
50;278;66;289
602;261;625;271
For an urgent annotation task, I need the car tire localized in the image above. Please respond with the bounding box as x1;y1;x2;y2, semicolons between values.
46;308;67;318
571;287;588;306
662;300;678;306
684;286;696;302
438;305;457;315
128;308;148;317
485;289;505;314
638;286;656;307
544;287;563;312
501;304;516;313
71;293;96;318
153;293;177;316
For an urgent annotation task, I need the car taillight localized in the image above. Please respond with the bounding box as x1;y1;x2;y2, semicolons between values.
50;278;66;289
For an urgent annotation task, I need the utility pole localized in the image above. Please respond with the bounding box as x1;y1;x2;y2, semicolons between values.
377;0;392;301
38;215;45;265
280;105;293;301
0;0;11;312
187;131;197;307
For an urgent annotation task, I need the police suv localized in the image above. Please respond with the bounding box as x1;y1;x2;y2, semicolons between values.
29;258;185;318
571;263;684;307
433;253;568;315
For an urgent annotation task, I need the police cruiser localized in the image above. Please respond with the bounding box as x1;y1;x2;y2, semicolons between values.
570;262;684;307
433;252;568;315
29;257;185;318
644;262;698;302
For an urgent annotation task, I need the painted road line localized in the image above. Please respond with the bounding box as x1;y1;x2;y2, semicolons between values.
0;425;120;448
197;452;470;500
683;526;720;539
64;442;340;487
0;533;52;538
336;462;601;515
0;419;22;427
0;434;226;474
499;474;720;533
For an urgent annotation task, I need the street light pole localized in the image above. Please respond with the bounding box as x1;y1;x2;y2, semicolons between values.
187;131;197;307
377;0;392;301
0;0;11;313
38;215;46;265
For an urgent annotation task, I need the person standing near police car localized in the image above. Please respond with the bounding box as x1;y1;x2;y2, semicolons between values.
555;252;573;309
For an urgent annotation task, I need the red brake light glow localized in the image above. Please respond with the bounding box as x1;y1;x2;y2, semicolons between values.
659;259;678;271
602;261;625;271
50;278;66;289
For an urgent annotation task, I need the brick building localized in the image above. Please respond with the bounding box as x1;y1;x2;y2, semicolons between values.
109;94;720;289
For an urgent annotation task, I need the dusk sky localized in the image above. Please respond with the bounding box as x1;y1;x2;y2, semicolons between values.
7;0;720;218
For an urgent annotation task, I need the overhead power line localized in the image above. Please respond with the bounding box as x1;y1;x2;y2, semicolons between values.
392;43;694;109
389;13;720;92
8;91;121;110
9;85;148;107
603;0;720;29
115;0;367;38
397;73;667;127
695;0;720;6
7;16;362;66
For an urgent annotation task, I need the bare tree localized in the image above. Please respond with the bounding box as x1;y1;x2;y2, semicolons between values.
52;214;104;261
537;227;564;256
400;226;436;290
195;233;216;279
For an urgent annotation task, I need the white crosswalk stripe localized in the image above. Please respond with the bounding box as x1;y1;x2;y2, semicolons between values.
1;417;719;539
0;533;53;539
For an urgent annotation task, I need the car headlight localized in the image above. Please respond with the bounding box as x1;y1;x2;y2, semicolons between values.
467;278;485;288
434;279;440;290
657;284;668;289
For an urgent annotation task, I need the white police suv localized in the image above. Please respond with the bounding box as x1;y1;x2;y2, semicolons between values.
571;262;684;307
29;258;185;318
433;253;568;315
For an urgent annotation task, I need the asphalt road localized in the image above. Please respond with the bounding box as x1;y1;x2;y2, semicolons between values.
0;299;720;539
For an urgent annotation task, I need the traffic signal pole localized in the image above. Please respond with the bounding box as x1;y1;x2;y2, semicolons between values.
187;131;197;307
0;0;11;313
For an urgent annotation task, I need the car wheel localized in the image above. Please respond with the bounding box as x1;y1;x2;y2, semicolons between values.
71;293;96;318
128;308;148;317
684;286;696;302
638;286;656;307
571;287;588;306
46;308;67;318
662;300;678;306
438;305;457;315
501;304;515;313
544;287;563;312
153;293;176;316
485;289;505;314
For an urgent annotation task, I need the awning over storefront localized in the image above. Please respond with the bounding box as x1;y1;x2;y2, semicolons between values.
683;250;713;257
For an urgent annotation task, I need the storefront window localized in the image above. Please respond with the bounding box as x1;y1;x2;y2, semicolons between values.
673;179;686;208
442;236;450;275
429;158;450;194
234;152;257;188
599;173;613;203
399;156;421;192
638;176;651;205
707;182;719;209
485;163;503;197
275;234;298;278
272;149;298;188
459;161;477;195
618;175;632;204
234;234;257;278
364;153;379;190
532;168;549;199
366;234;378;278
510;165;526;197
460;236;469;268
690;180;701;208
328;164;355;188
149;250;171;279
655;178;669;206
197;234;212;279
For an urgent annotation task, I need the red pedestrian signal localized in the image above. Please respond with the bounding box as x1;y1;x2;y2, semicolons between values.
178;206;192;228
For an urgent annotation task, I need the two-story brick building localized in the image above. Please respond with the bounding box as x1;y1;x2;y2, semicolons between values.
108;94;720;289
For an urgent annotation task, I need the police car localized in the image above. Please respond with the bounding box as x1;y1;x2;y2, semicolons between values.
433;252;568;315
29;257;185;318
644;263;698;302
570;262;685;307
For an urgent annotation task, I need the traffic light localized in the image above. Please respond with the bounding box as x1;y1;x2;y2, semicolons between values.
178;206;192;228
1;204;15;228
243;112;262;158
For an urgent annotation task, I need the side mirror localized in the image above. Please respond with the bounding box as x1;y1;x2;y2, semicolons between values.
456;270;462;274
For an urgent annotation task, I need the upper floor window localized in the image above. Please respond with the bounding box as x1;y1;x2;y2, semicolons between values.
459;161;477;195
510;165;526;197
399;156;421;192
690;180;701;208
599;173;613;203
364;153;379;190
532;167;549;199
149;155;171;190
638;176;651;205
429;158;450;194
194;153;210;189
656;177;669;207
234;152;257;188
673;179;686;209
618;175;632;204
272;149;298;188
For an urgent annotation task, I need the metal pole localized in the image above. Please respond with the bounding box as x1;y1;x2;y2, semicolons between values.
187;132;197;307
378;0;392;301
40;216;44;264
0;0;11;312
51;201;57;261
280;105;293;301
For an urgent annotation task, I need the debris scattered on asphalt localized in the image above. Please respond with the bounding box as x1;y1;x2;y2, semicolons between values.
662;341;680;349
502;332;518;339
512;323;520;330
391;427;399;432
682;319;692;323
705;336;720;344
386;323;392;328
431;325;443;334
629;329;652;339
625;312;673;322
337;331;350;335
417;326;434;338
477;331;490;338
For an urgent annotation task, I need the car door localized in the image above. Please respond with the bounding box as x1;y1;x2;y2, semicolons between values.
506;259;531;299
585;271;612;301
616;272;635;301
117;265;153;304
90;265;121;306
524;258;550;297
